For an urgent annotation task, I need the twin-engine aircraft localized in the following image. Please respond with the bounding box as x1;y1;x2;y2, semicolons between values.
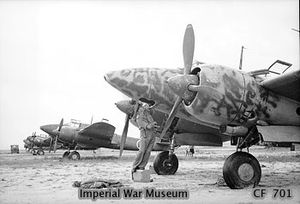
40;119;168;160
23;133;60;155
104;24;300;189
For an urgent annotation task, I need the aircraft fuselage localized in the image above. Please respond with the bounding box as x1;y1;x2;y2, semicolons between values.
105;65;300;127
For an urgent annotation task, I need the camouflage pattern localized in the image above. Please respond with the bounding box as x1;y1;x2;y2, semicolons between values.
105;68;206;126
185;64;300;126
115;99;230;144
105;64;300;128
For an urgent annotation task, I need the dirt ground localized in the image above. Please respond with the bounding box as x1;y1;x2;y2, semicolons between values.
0;145;299;204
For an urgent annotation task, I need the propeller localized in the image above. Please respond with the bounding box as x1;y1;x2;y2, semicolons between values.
119;114;130;157
115;99;138;157
52;118;64;153
49;137;53;153
159;24;195;138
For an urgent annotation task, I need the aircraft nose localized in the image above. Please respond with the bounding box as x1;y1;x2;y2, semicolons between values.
104;71;121;87
103;72;111;84
104;69;147;99
40;124;59;135
115;100;135;115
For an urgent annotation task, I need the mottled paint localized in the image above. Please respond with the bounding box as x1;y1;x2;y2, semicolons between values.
115;100;230;144
186;64;300;126
105;65;300;127
105;68;198;123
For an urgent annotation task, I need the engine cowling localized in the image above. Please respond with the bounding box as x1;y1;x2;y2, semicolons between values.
168;65;262;126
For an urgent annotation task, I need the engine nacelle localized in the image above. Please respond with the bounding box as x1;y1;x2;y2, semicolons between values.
185;65;262;126
59;127;76;143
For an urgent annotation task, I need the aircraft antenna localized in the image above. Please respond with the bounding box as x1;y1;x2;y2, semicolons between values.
90;115;93;124
239;46;246;70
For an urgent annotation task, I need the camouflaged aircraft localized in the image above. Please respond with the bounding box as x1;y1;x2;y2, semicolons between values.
23;132;60;155
40;118;168;160
104;24;300;189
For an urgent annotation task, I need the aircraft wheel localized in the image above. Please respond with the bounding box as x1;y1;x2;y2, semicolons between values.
68;151;80;160
32;149;37;155
153;151;178;175
62;151;70;158
223;151;261;189
37;149;45;155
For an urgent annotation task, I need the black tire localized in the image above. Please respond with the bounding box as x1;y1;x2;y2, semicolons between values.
32;149;37;155
290;144;295;151
153;151;178;175
68;151;80;160
37;149;45;155
62;151;70;158
223;151;261;189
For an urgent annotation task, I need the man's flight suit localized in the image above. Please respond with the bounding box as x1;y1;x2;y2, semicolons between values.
132;104;157;172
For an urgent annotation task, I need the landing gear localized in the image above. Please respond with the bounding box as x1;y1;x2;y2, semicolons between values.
32;149;37;155
153;151;178;175
153;135;179;175
68;151;80;160
37;149;45;155
62;151;70;158
223;126;262;189
223;151;261;189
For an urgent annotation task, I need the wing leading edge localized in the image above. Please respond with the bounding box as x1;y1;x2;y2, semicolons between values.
261;70;300;102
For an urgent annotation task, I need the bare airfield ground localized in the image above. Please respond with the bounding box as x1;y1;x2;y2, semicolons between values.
0;145;299;204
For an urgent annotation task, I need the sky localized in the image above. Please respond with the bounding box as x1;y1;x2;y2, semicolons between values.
0;0;299;149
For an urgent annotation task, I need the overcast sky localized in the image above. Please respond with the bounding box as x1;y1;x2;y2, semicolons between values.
0;0;299;149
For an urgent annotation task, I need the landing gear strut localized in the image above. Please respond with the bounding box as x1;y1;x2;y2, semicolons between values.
223;126;262;189
153;135;178;175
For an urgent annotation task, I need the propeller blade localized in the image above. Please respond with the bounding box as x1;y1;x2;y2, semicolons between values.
119;114;130;157
58;118;64;132
52;118;63;153
159;24;195;138
183;24;195;75
53;136;58;153
49;137;53;153
159;96;182;138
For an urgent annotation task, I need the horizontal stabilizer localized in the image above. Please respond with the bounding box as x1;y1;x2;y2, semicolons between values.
79;122;116;139
258;126;300;143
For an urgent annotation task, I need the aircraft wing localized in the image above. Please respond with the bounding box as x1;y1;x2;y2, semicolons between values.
78;122;116;139
260;70;300;102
